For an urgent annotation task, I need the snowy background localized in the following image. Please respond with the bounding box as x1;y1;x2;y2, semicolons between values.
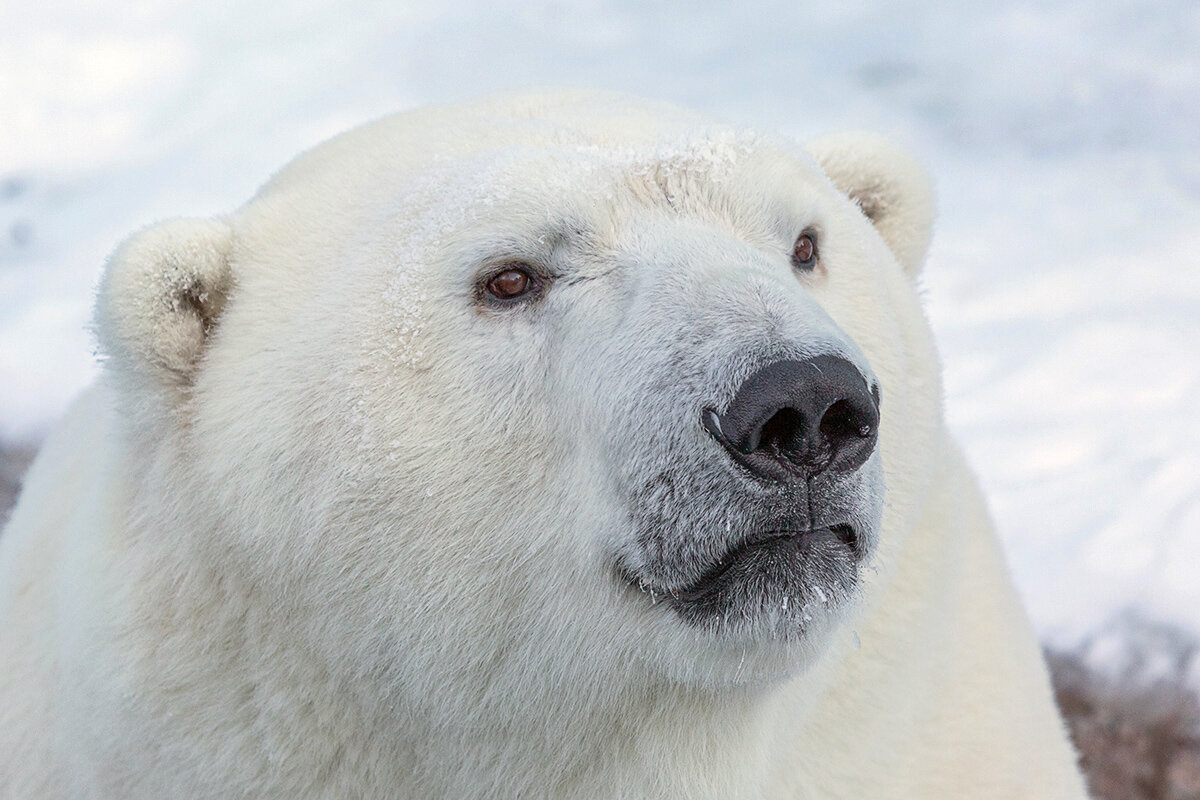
2;0;1198;646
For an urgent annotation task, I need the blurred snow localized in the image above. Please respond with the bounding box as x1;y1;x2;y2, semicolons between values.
1;0;1197;640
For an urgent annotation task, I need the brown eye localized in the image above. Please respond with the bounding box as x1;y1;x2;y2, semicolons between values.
792;232;818;271
485;267;535;301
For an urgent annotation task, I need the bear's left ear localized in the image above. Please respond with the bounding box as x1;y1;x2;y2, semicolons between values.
807;133;934;277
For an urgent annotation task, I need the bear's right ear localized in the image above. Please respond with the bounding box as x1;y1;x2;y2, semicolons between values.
807;133;934;278
95;218;235;395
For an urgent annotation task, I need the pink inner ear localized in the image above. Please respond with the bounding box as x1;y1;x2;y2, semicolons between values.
852;187;885;223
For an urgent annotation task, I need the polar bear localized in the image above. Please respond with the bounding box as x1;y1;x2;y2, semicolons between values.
0;91;1088;799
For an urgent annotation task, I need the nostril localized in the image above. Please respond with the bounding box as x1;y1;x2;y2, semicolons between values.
819;399;872;443
756;407;804;455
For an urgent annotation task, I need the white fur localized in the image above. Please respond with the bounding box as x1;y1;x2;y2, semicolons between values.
0;91;1088;799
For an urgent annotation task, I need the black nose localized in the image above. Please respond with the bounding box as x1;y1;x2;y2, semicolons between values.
702;355;880;483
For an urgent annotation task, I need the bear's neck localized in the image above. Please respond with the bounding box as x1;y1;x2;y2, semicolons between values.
358;671;780;799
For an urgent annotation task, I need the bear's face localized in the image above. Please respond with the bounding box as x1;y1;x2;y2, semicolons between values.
98;98;940;694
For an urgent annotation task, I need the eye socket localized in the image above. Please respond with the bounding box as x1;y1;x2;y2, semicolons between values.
791;232;818;272
484;265;540;303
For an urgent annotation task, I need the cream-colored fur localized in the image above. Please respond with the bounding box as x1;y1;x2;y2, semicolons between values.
0;90;1088;799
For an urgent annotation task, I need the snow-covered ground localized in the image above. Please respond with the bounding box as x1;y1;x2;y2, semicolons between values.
2;0;1197;643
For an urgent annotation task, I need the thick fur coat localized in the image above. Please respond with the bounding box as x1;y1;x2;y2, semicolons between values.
0;91;1089;799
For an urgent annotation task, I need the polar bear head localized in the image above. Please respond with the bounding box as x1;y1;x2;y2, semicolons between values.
94;92;939;701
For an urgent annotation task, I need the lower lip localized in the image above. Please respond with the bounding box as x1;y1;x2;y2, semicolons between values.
670;525;857;605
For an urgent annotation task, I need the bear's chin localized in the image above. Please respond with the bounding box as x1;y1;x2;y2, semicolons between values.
645;587;859;690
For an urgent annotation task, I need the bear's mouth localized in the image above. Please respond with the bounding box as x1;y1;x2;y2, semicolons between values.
669;524;860;605
619;520;865;633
